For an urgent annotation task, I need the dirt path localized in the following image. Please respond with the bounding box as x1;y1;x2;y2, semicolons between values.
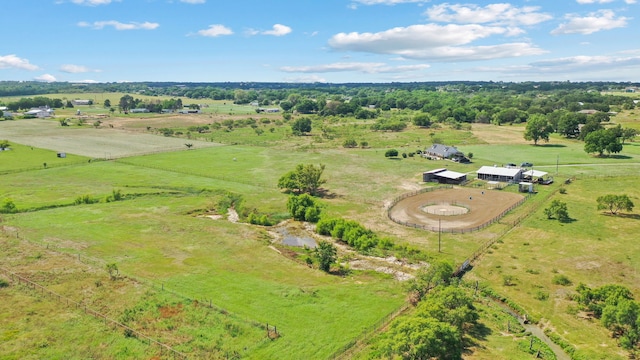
489;298;571;360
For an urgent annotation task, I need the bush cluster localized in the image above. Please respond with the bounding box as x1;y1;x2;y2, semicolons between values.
316;217;393;252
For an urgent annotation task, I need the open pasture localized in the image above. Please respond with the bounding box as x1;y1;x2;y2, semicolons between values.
3;95;640;359
467;176;640;360
0;119;221;159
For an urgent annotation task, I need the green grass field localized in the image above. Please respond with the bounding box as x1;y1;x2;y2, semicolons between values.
2;92;640;359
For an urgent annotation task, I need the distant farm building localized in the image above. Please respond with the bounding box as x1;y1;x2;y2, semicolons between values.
476;166;523;183
130;108;150;113
178;109;201;114
72;99;91;105
257;107;280;113
24;107;54;118
423;168;468;184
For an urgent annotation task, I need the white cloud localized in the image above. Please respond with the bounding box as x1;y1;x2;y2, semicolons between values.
470;53;640;80
262;24;292;36
60;64;90;73
78;20;159;30
71;0;115;5
551;10;629;35
0;54;39;71
576;0;615;3
280;62;430;74
180;0;205;3
328;24;545;61
246;24;292;36
34;74;57;82
576;0;637;3
196;24;233;37
426;3;552;26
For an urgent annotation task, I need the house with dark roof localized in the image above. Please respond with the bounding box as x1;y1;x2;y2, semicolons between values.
424;144;463;160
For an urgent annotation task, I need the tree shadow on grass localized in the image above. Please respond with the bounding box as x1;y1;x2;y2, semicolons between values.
535;144;566;148
316;188;339;199
602;212;640;220
463;322;492;355
592;154;632;159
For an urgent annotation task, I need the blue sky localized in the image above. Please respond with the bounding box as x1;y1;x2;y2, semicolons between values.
1;0;639;83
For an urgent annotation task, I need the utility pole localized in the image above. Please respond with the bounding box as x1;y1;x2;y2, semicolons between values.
438;218;442;253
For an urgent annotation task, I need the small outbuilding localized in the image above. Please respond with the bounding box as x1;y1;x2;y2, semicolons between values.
423;168;468;184
519;182;534;193
476;166;523;183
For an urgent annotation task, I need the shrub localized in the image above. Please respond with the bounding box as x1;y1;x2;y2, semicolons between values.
343;138;358;148
534;290;549;301
74;194;97;205
384;149;399;158
1;199;17;213
552;274;572;286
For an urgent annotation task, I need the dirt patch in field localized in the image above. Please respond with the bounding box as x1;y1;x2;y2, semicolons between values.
389;187;524;231
159;303;183;318
472;123;527;145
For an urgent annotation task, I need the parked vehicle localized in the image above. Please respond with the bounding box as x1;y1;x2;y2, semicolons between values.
521;162;533;167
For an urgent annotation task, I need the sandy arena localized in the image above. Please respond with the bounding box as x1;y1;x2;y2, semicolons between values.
389;187;525;231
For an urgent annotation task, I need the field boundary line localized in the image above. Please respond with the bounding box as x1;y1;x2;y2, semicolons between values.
0;227;278;340
0;266;189;359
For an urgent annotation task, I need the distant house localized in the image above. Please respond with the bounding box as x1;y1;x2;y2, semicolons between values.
130;108;150;113
72;99;91;105
249;101;259;106
24;106;54;118
257;108;280;113
423;168;467;184
476;166;523;183
178;109;201;114
424;144;464;160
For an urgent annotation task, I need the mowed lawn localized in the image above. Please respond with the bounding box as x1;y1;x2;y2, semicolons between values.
467;176;640;360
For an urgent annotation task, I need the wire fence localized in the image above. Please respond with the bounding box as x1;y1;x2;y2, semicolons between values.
453;183;565;277
0;266;189;359
0;226;279;353
327;302;411;360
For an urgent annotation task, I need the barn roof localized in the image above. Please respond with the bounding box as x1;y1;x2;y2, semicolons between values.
435;170;467;180
476;166;522;177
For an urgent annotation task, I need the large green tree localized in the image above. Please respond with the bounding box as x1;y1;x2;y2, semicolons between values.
291;117;312;135
118;94;135;113
584;128;623;156
523;114;553;145
277;164;326;196
544;199;570;222
314;240;337;272
597;194;634;215
287;194;323;222
378;285;477;360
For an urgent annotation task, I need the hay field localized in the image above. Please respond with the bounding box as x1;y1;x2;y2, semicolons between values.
0;119;221;158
